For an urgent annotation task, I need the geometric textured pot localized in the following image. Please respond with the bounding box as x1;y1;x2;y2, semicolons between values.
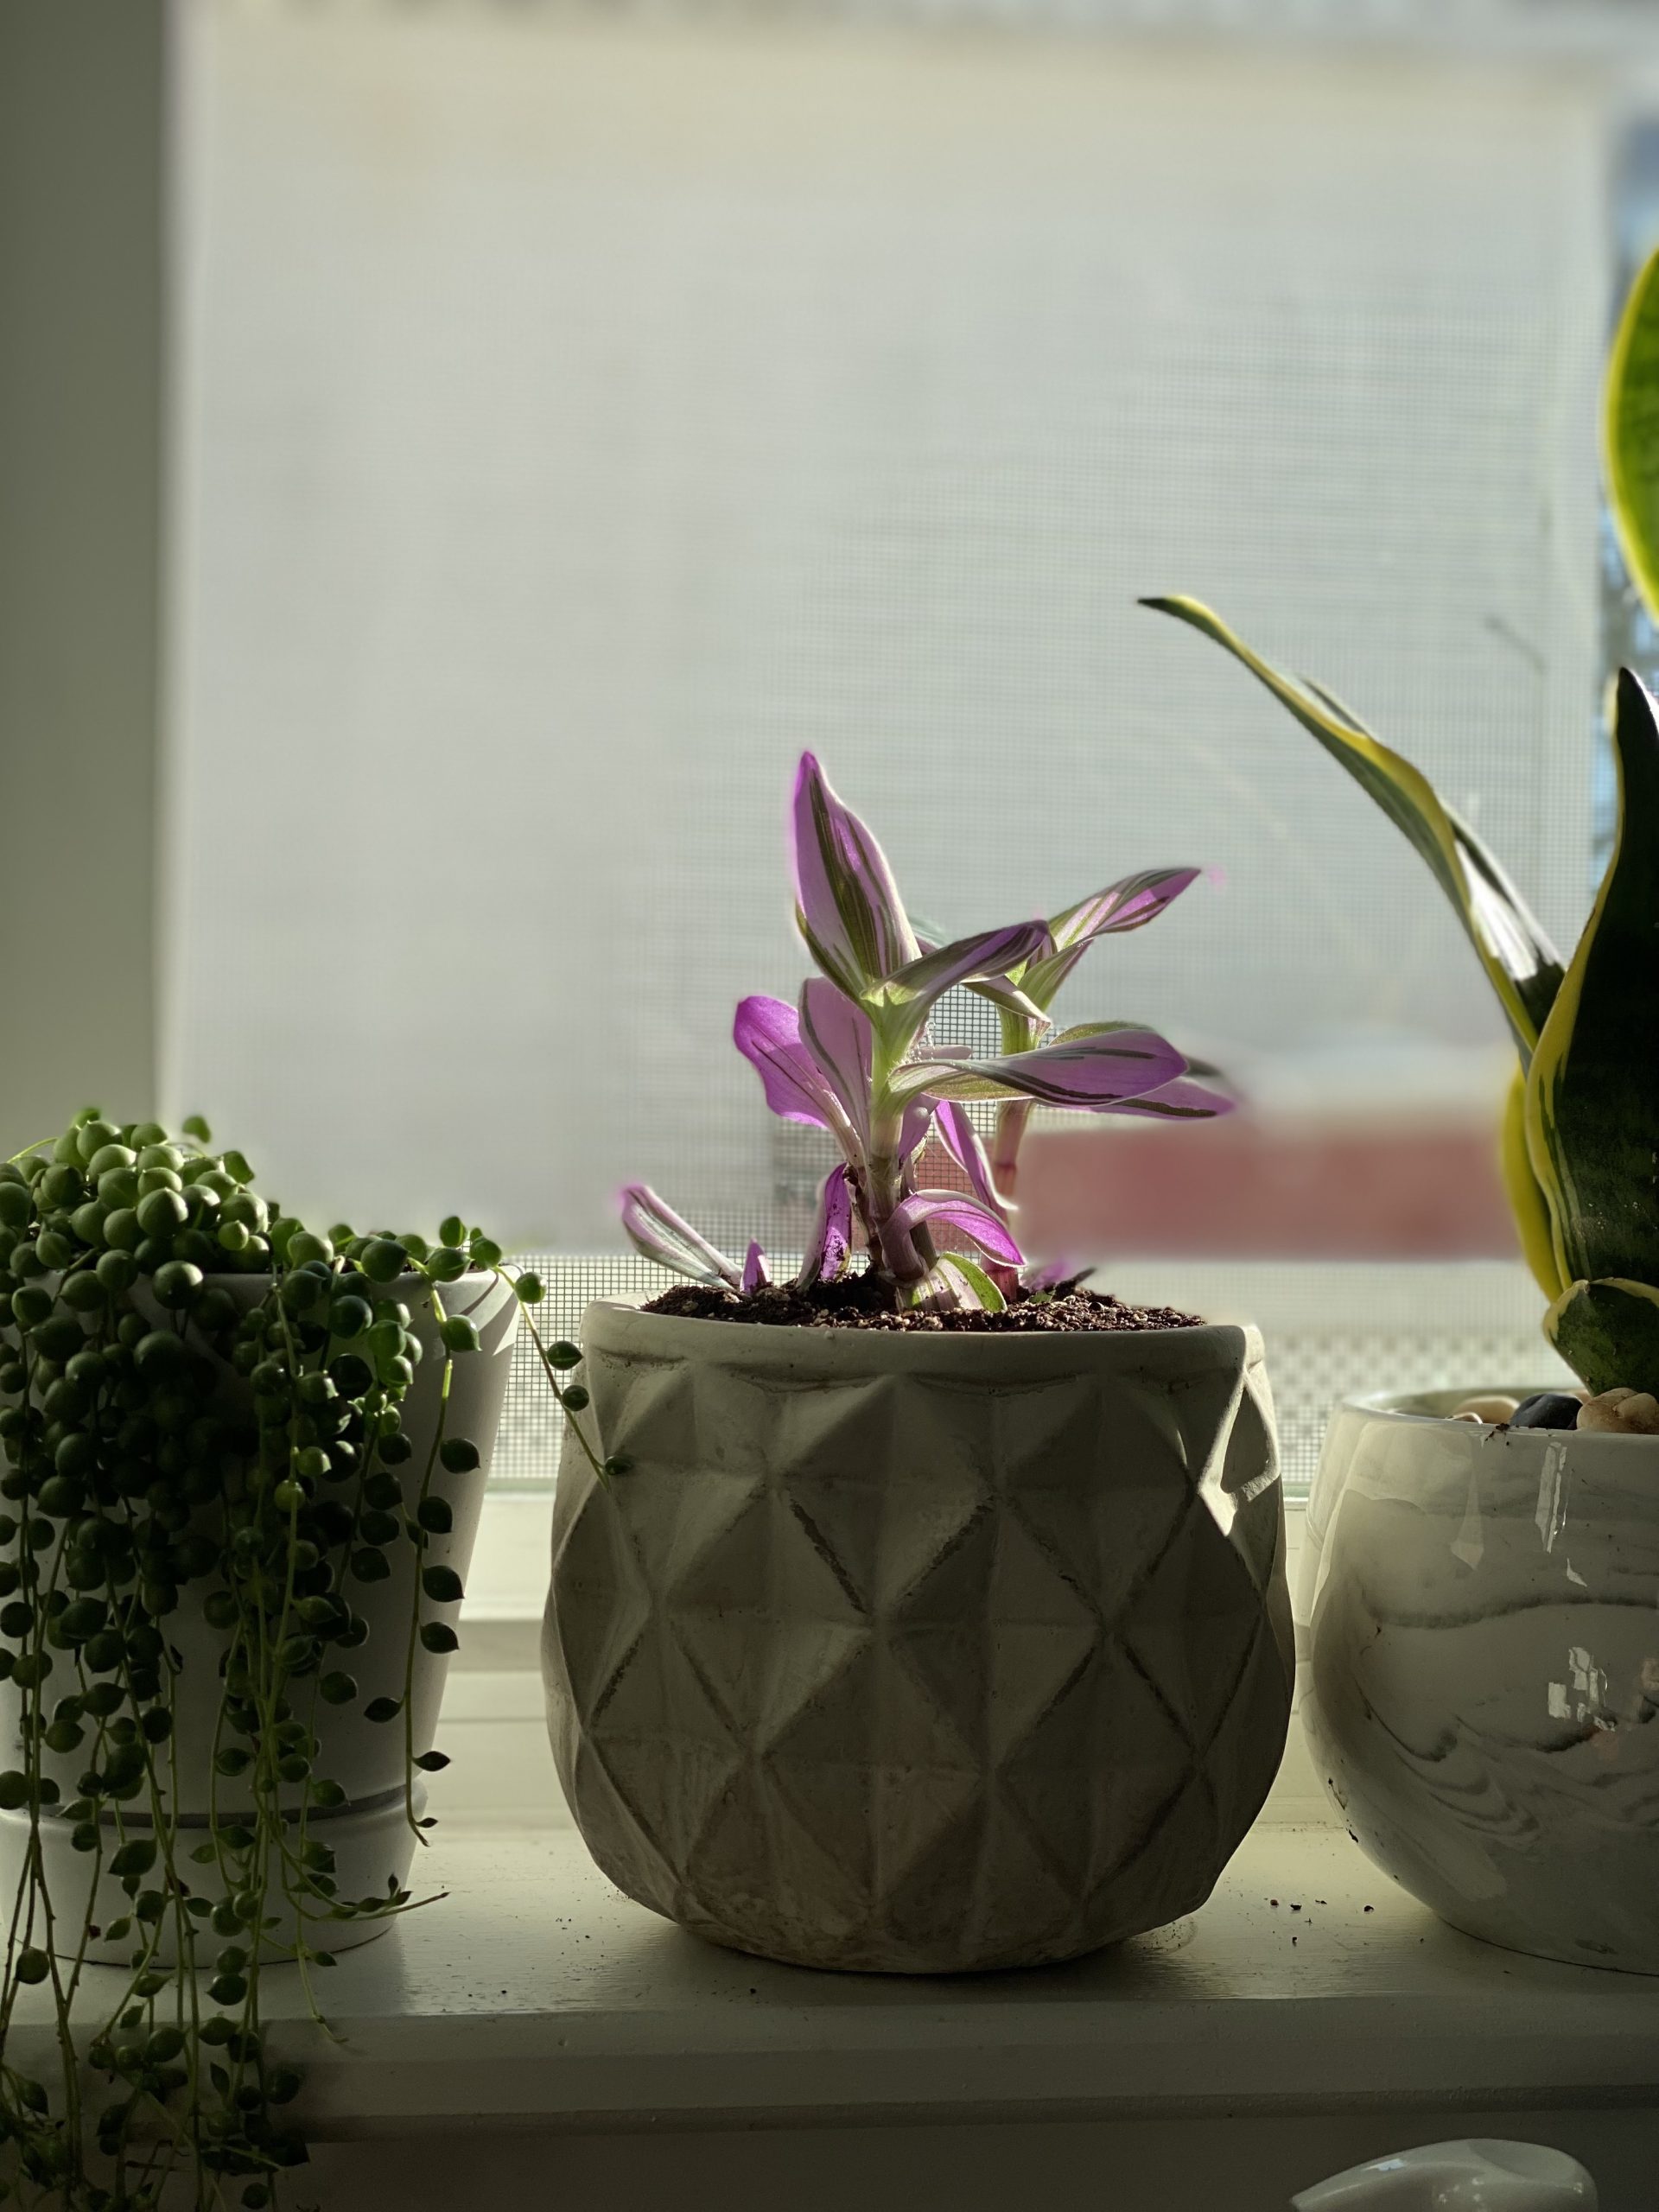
543;1300;1293;1973
1300;1389;1659;1976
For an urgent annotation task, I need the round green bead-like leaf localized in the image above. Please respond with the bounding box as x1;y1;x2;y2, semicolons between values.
134;1328;185;1376
152;1259;203;1310
422;1565;464;1604
358;1238;406;1284
329;1296;373;1343
58;1270;106;1313
420;1622;460;1656
95;1247;138;1294
136;1186;188;1239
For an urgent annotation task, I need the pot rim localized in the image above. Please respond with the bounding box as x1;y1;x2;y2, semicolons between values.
582;1294;1263;1375
1339;1384;1659;1446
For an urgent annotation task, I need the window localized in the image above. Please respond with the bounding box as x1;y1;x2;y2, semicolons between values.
67;3;1659;1496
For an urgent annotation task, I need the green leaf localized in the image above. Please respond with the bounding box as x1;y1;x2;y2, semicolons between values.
1546;1278;1659;1397
1525;670;1659;1288
1499;1069;1565;1303
1606;244;1659;625
1141;595;1564;1057
929;1255;1007;1313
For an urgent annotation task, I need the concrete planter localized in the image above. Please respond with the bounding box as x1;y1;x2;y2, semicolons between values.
543;1300;1293;1974
0;1270;519;1960
1300;1390;1659;1974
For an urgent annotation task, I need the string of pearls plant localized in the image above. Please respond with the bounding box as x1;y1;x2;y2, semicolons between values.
0;1108;612;2209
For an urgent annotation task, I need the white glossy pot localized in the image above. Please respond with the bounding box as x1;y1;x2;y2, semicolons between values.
0;1271;519;1959
1300;1389;1659;1974
544;1300;1294;1974
1294;2139;1595;2210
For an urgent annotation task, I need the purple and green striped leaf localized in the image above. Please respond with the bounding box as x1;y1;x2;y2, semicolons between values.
887;1191;1024;1268
790;753;918;995
866;920;1051;1048
1018;868;1199;1009
733;995;836;1129
619;1185;741;1286
796;1164;855;1289
893;1026;1186;1111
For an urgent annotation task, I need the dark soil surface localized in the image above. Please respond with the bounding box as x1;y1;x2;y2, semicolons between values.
645;1274;1202;1333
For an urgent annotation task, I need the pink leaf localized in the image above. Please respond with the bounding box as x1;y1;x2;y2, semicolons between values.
931;1100;1003;1214
798;977;875;1151
734;995;836;1128
795;1164;855;1289
887;1191;1024;1268
619;1185;741;1286
790;754;918;993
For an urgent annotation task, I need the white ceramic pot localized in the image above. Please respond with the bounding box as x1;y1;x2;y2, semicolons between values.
1300;1389;1659;1974
0;1271;519;1959
544;1300;1293;1974
1294;2139;1596;2210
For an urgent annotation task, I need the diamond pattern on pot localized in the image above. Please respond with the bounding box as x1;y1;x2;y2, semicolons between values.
546;1307;1293;1973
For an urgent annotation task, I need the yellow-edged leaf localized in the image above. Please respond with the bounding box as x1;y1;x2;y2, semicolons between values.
1500;1067;1566;1303
1141;596;1564;1057
1546;1276;1659;1398
1605;243;1659;624
1525;667;1659;1292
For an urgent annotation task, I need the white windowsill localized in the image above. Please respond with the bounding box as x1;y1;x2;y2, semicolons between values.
16;1488;1658;2205
16;1821;1659;2121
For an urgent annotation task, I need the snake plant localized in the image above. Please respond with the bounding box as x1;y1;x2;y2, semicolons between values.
1144;244;1659;1397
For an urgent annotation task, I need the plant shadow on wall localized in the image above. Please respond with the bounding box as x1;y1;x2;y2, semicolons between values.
1136;239;1659;1982
0;1116;596;2209
545;753;1294;1978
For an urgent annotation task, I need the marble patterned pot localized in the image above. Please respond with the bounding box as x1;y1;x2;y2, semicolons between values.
543;1300;1294;1974
1300;1389;1659;1974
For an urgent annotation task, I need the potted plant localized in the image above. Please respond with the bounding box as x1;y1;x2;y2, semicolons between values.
0;1111;593;2207
1139;250;1659;1973
543;754;1294;1974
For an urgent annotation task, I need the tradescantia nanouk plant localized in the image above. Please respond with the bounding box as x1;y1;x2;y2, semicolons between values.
1140;253;1659;1396
623;753;1230;1310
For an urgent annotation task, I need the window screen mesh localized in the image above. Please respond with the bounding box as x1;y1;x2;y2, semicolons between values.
168;3;1619;1489
495;1255;1572;1491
